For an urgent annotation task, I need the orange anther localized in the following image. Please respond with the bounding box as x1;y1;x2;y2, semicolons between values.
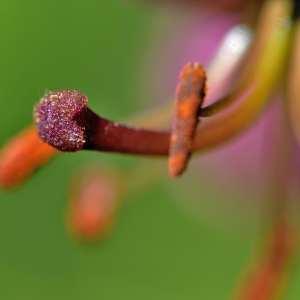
169;63;207;177
0;126;57;189
67;168;121;242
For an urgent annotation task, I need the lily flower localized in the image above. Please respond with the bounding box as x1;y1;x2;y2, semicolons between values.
0;0;299;298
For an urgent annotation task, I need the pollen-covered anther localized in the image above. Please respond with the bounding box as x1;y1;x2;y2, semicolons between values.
68;168;121;242
169;62;207;177
34;90;88;152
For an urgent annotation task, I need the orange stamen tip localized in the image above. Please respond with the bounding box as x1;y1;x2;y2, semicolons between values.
169;62;207;178
68;168;121;242
168;153;188;177
180;62;206;82
0;126;57;189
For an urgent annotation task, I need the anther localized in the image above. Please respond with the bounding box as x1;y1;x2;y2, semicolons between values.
0;126;57;189
67;168;121;242
169;63;206;177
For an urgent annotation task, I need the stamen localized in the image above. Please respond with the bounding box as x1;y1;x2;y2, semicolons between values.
67;167;121;242
169;63;206;177
234;221;295;300
0;126;57;189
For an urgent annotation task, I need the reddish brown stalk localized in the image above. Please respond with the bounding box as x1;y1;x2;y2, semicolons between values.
82;108;170;155
169;63;206;177
33;88;256;156
235;221;296;300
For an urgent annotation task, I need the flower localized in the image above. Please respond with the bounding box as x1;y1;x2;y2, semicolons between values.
0;0;296;236
143;0;296;208
142;0;299;298
0;0;299;298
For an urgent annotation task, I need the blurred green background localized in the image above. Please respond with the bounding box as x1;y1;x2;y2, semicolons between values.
0;1;299;299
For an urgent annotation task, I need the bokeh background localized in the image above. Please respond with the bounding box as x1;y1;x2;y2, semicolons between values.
0;1;300;299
